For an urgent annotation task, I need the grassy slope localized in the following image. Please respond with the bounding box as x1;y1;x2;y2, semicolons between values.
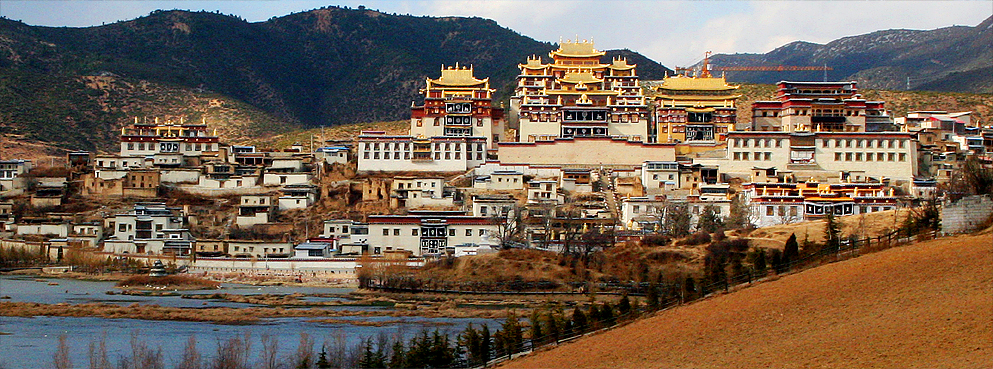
505;232;993;369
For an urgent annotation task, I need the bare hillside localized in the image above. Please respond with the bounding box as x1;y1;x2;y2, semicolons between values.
504;232;993;369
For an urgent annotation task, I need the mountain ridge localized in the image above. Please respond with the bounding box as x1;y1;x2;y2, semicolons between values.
704;15;993;93
0;7;671;151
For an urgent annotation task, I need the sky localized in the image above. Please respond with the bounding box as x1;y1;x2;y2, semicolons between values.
1;0;991;67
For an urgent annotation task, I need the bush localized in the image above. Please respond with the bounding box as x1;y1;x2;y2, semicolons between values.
640;234;671;247
676;231;711;246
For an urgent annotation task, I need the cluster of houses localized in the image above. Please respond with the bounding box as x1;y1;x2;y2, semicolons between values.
0;39;990;269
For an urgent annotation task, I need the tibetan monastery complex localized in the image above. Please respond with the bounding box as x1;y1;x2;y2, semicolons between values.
3;36;989;268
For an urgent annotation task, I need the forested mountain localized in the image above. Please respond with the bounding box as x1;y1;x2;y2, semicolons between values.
0;7;671;151
704;15;993;93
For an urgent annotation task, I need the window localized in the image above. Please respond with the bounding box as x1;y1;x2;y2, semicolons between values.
766;206;774;216
633;205;640;213
888;153;896;161
899;140;905;148
393;228;400;236
466;229;472;236
764;152;771;161
899;153;906;161
412;229;418;236
835;152;842;161
382;229;389;236
448;229;455;236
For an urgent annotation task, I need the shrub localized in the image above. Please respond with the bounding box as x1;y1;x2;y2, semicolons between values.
676;231;711;246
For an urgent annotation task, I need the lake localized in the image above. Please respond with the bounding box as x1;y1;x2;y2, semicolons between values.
0;276;502;368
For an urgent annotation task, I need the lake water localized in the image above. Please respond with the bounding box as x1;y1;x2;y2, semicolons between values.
0;276;501;368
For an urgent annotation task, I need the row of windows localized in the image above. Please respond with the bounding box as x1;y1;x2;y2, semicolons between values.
732;152;773;161
821;138;906;149
630;205;722;215
381;228;488;237
834;152;906;162
126;142;214;151
364;142;485;151
733;138;783;148
363;151;484;161
761;204;893;217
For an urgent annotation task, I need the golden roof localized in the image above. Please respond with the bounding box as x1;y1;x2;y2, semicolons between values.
428;65;488;87
550;39;606;58
609;57;636;70
559;71;603;84
657;75;739;92
520;56;546;70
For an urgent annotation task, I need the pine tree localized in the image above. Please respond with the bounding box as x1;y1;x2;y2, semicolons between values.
601;302;616;326
646;282;660;310
388;339;405;369
480;324;491;364
529;311;544;345
545;312;561;343
588;304;601;329
571;306;588;333
461;323;482;366
824;211;842;253
666;203;693;238
618;293;632;316
316;348;331;369
501;313;523;354
783;233;799;265
358;338;377;369
752;248;767;274
698;205;725;233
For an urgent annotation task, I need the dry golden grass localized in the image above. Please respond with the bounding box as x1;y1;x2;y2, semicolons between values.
746;209;909;249
504;232;993;369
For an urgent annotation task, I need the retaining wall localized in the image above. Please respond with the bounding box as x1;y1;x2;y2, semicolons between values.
942;195;993;234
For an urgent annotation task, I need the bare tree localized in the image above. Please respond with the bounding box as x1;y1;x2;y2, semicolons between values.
87;333;111;369
54;334;72;369
176;336;202;369
119;331;163;369
289;333;314;369
259;334;279;369
327;330;349;369
212;332;251;369
490;203;524;248
558;207;585;256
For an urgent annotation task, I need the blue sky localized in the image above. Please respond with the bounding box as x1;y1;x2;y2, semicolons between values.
2;1;990;67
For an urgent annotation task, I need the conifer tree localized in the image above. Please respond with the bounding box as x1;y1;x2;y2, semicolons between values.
480;324;491;364
646;282;660;310
602;302;616;326
316;347;331;369
529;311;544;345
783;233;799;265
824;211;842;253
571;306;588;333
618;293;632;316
388;339;405;369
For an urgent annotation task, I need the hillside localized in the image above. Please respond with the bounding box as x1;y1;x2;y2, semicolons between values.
0;7;671;152
706;15;993;93
504;232;993;368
